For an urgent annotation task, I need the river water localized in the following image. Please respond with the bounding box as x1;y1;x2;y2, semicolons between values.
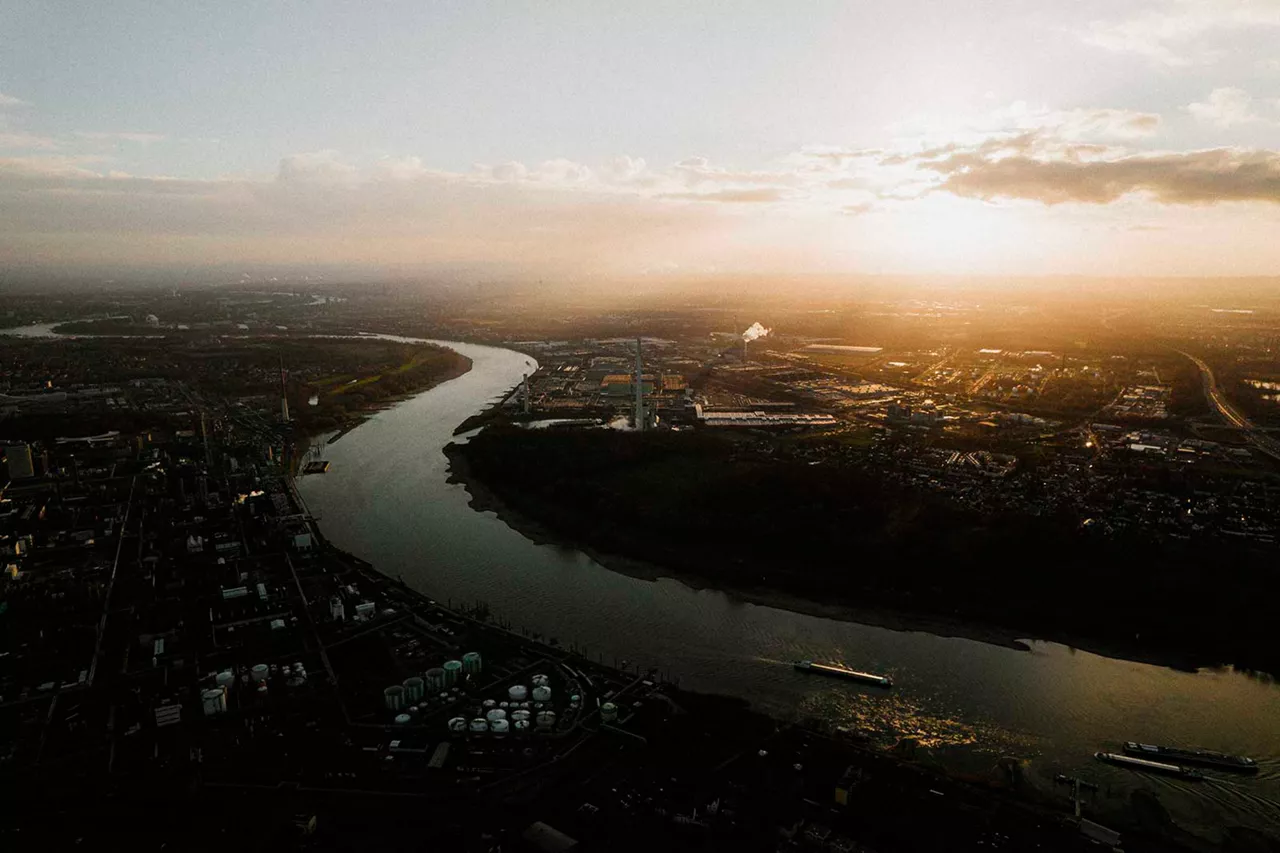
214;337;1277;837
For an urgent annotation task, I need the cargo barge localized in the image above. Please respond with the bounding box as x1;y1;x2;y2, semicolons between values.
1123;742;1258;774
794;660;892;687
1094;752;1204;780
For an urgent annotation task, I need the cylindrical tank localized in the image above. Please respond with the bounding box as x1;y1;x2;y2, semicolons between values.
482;698;496;709
443;660;463;686
486;708;507;723
461;652;482;675
250;664;269;683
508;685;528;702
403;676;425;703
448;716;468;733
514;719;530;732
511;709;531;722
468;718;488;733
394;713;412;725
535;710;556;730
532;686;552;703
490;718;510;735
215;671;235;691
601;702;618;722
425;667;446;693
202;688;224;716
384;685;405;711
531;674;550;688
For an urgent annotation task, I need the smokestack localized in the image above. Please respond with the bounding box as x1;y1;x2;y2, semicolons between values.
742;337;748;363
522;374;530;414
634;336;645;432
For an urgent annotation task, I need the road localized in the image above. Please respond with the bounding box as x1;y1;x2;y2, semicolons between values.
1178;350;1280;462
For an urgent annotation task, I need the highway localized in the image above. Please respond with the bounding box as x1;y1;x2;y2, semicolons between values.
1178;351;1280;462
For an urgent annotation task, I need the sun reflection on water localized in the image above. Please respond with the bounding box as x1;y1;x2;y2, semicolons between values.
799;688;1037;754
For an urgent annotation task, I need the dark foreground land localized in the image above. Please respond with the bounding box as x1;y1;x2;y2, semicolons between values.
451;426;1280;676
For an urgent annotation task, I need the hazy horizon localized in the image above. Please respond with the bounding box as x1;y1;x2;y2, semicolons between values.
3;0;1279;281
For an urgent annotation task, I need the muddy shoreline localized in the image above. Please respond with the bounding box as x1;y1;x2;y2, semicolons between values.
443;441;1037;654
441;439;1249;677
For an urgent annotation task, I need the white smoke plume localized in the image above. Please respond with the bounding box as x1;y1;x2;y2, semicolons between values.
742;322;771;342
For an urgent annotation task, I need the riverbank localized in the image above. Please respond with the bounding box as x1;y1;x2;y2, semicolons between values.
444;431;1269;678
444;441;1038;654
313;351;473;447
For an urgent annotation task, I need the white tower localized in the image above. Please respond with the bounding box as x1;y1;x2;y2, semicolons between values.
279;356;290;423
633;337;645;432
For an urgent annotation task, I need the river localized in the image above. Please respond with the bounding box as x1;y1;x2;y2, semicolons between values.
241;337;1277;839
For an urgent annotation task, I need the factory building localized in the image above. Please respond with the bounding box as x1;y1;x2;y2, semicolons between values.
696;407;839;428
5;443;34;479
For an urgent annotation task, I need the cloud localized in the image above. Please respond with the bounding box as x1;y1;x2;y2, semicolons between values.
1083;0;1280;66
0;92;27;108
656;188;793;203
671;156;800;188
912;142;1280;205
1187;87;1263;127
0;132;59;150
0;155;108;178
842;202;877;216
74;131;168;144
277;149;359;184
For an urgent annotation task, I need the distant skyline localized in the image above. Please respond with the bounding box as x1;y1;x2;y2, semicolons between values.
2;0;1279;280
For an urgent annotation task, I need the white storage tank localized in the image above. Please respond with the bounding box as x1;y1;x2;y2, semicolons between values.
511;709;531;722
425;667;446;693
601;702;618;722
394;713;412;725
215;671;235;691
532;686;552;703
468;718;488;734
443;660;463;686
448;716;468;733
461;652;482;675
514;719;530;732
535;710;556;730
490;718;510;736
384;685;406;711
250;664;269;683
508;685;528;702
202;688;225;716
403;676;425;703
531;674;550;688
486;708;507;723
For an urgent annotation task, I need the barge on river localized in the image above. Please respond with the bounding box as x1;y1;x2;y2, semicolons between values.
794;660;892;687
1095;752;1204;781
1123;742;1258;774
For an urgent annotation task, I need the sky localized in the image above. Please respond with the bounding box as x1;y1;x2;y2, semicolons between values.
2;0;1279;281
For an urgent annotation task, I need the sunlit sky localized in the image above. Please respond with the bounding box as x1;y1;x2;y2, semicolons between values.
2;0;1279;280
